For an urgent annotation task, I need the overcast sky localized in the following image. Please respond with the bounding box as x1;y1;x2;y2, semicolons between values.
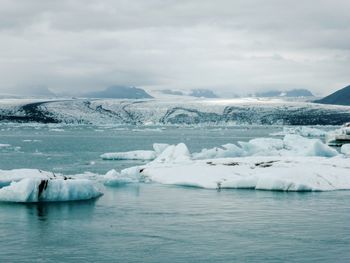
0;0;349;96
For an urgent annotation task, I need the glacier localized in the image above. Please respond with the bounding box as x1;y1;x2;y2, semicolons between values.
1;98;350;125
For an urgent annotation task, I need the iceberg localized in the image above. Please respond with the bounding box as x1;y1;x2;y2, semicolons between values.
192;135;338;159
116;136;347;192
128;156;350;191
101;150;156;160
0;169;102;202
100;143;170;161
100;169;137;186
341;144;350;156
271;126;327;137
151;143;191;163
0;178;102;202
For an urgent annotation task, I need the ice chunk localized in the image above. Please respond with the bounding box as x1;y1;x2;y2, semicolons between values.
0;169;53;187
101;169;137;186
152;143;191;163
153;143;169;155
101;150;157;160
283;135;338;157
239;138;284;156
341;144;350;156
193;143;244;159
137;156;350;191
271;126;327;137
0;178;102;202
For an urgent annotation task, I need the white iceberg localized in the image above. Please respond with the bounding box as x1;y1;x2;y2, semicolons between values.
0;178;102;202
0;169;53;187
100;169;137;186
130;156;350;191
151;143;191;163
271;126;328;137
100;143;170;161
101;150;157;160
0;169;102;202
192;135;338;159
341;144;350;156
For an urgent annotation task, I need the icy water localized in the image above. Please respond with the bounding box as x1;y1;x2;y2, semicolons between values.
0;124;349;262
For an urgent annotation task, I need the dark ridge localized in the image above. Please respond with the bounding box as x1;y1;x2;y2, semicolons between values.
0;101;59;123
314;85;350;106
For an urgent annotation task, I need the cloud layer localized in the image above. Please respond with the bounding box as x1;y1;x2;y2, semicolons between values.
0;0;349;95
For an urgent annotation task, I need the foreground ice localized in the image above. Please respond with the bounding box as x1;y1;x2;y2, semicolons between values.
112;136;350;191
0;169;102;202
122;156;350;191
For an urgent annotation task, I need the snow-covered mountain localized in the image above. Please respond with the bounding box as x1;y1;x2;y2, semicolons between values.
0;98;350;125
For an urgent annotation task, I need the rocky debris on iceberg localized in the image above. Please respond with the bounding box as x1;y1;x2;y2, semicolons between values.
0;169;102;202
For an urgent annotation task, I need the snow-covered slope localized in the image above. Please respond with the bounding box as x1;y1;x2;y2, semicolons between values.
1;98;350;125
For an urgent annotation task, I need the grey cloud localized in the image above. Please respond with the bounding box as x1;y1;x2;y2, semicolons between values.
0;0;349;96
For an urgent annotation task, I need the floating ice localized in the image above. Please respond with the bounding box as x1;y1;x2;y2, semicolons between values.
341;144;350;156
0;169;51;187
101;169;137;186
152;143;191;163
101;150;157;160
133;156;350;191
100;143;170;161
192;135;338;159
0;143;11;148
0;178;102;202
0;169;102;202
153;143;170;155
270;126;328;137
192;143;244;159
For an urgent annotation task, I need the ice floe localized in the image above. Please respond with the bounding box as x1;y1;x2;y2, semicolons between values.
101;150;157;160
0;169;102;202
100;143;170;161
341;144;350;156
100;169;138;186
271;126;328;137
113;135;350;192
122;156;350;191
192;135;338;159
